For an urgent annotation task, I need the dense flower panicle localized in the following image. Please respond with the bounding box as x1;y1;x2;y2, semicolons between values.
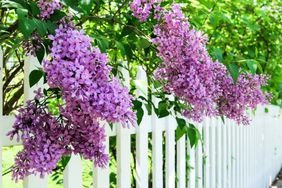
153;4;220;122
22;33;43;56
213;62;270;124
37;0;61;19
10;21;135;180
43;23;136;126
130;0;163;22
8;89;110;181
7;96;67;181
131;2;269;124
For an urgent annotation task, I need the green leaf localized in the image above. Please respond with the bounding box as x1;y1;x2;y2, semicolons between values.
50;10;67;22
157;101;169;118
60;156;71;169
116;41;126;57
176;125;187;141
176;117;186;129
213;48;223;62
136;107;144;125
228;64;239;84
133;100;144;125
33;19;47;37
18;19;35;39
78;0;94;14
175;117;187;141
92;36;109;52
137;38;151;49
187;124;201;148
246;60;258;74
29;2;40;16
62;0;79;10
36;45;45;64
29;70;43;87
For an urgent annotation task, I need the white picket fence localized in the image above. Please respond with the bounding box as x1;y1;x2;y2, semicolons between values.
0;52;282;188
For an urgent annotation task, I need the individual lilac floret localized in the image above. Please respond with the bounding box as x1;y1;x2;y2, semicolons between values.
37;0;61;20
130;0;163;22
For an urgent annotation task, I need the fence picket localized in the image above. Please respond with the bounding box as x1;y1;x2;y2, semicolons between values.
93;124;110;188
165;116;176;188
116;63;132;188
221;120;227;187
203;118;210;188
0;48;3;116
215;119;222;188
187;134;195;188
0;48;3;188
209;119;216;188
136;67;149;188
177;135;186;188
63;154;83;188
195;123;203;188
152;104;163;188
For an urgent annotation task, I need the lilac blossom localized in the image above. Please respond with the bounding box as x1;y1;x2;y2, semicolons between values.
130;0;163;22
37;0;62;20
131;2;270;124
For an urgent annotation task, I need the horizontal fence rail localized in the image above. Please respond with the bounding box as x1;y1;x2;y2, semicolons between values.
1;54;282;188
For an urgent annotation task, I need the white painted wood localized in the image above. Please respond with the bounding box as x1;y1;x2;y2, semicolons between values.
117;63;132;188
0;48;3;116
63;154;83;188
0;48;3;188
0;129;2;188
152;98;163;188
93;124;110;188
195;123;203;188
23;175;48;188
1;116;17;146
187;134;195;188
231;121;236;188
226;119;231;188
221;120;227;188
177;134;186;188
23;55;43;101
209;118;216;188
215;119;222;188
117;124;131;188
235;124;239;188
136;66;149;188
203;118;210;188
165;116;176;188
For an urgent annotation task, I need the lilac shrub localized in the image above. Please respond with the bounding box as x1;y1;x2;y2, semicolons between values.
8;22;135;180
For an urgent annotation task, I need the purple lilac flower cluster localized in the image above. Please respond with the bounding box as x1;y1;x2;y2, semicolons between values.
37;0;61;19
22;33;43;55
7;97;66;181
44;23;136;126
131;2;269;124
7;90;109;181
130;0;163;22
9;22;135;180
